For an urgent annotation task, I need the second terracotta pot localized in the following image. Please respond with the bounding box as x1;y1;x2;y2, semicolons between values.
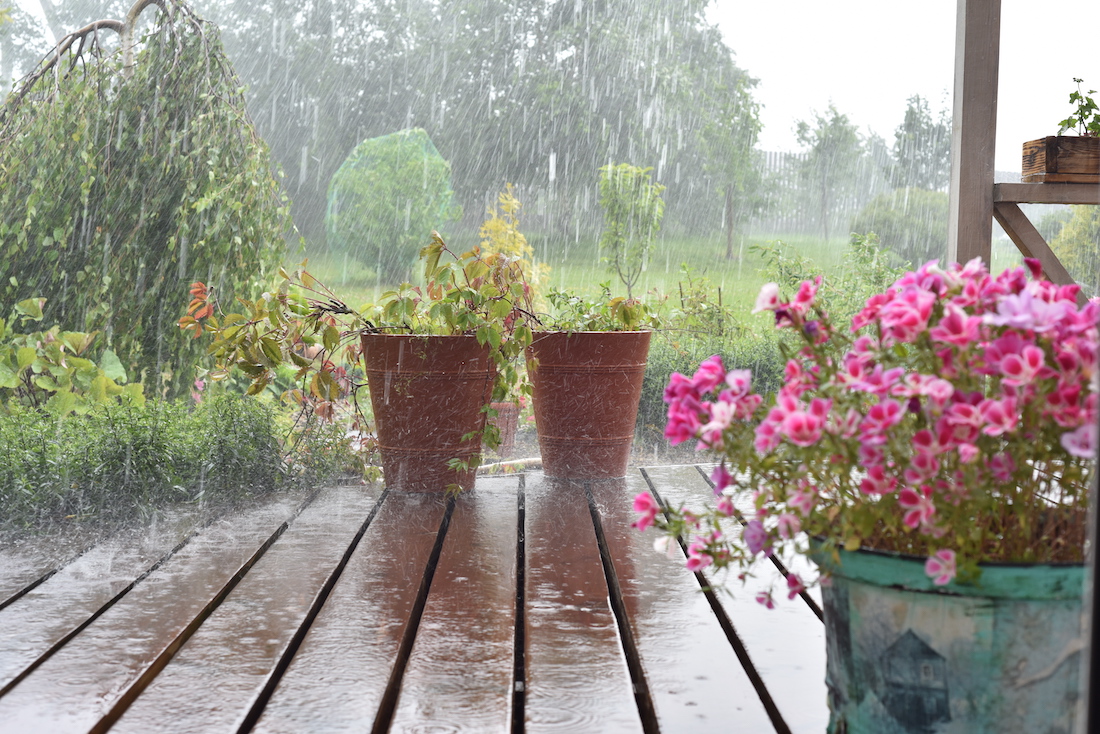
526;331;651;479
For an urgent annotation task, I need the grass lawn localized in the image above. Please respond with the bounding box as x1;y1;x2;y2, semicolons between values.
289;227;1027;324
293;230;856;319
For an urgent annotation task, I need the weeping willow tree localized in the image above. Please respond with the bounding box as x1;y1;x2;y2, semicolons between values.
0;0;293;398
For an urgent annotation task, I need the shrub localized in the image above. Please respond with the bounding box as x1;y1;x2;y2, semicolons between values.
1050;205;1100;297
0;2;291;399
325;128;461;281
850;187;948;265
0;395;286;527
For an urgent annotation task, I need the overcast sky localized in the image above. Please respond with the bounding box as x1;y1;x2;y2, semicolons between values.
707;0;1100;173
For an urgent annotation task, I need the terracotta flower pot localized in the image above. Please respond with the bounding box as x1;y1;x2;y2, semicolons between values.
361;333;493;492
487;401;521;458
526;331;651;479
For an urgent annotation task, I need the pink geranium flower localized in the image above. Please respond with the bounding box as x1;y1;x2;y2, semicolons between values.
752;283;781;313
925;549;957;585
632;493;660;531
898;486;936;529
1061;423;1097;459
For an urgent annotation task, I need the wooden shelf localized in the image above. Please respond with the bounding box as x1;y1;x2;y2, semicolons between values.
993;183;1100;205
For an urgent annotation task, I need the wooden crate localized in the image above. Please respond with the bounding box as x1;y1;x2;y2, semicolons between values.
1022;136;1100;183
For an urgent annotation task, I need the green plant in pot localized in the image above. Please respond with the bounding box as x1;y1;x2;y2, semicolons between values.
182;233;533;492
1022;77;1100;183
526;283;661;479
632;258;1097;731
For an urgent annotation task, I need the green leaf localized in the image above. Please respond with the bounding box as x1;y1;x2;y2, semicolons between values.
0;361;18;389
121;382;146;406
14;298;45;320
45;390;79;417
16;347;36;371
89;372;110;403
260;337;283;366
322;325;340;353
99;349;127;382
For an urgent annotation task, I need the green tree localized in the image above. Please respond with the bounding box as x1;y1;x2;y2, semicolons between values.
326;128;461;282
189;0;763;247
598;163;666;298
1050;205;1100;296
698;60;763;260
0;0;292;397
891;94;951;191
850;188;949;266
796;105;864;240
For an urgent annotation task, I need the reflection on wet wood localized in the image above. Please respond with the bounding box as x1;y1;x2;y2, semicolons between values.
0;496;303;733
523;474;641;733
110;485;383;734
590;473;777;731
0;467;832;732
643;464;829;733
0;508;206;692
0;525;110;609
389;476;519;731
251;491;447;734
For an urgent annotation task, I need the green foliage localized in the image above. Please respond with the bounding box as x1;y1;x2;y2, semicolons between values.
598;163;666;297
664;264;734;337
0;395;284;527
186;233;534;455
0;297;144;416
0;0;292;400
753;233;906;329
541;283;660;332
1036;207;1074;243
850;188;949;267
1057;78;1100;136
326;128;461;281
891;95;951;190
636;266;785;442
1050;205;1100;296
479;184;549;300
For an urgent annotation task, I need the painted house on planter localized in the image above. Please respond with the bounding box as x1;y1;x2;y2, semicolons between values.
881;630;950;731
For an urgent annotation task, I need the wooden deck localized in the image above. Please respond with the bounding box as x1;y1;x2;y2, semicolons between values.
0;465;827;733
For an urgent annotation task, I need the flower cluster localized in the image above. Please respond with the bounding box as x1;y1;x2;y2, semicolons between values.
636;258;1097;599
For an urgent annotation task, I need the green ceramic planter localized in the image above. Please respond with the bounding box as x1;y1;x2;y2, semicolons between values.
816;546;1085;733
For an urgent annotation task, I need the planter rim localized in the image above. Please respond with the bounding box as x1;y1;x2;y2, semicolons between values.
360;331;480;339
531;329;653;335
811;540;1083;600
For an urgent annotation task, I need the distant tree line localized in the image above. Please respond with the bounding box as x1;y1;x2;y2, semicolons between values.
1;1;957;270
2;0;762;256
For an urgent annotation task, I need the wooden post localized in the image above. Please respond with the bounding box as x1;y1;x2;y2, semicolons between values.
946;0;1000;264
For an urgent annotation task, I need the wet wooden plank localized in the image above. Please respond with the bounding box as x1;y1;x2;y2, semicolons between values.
589;473;777;732
0;492;304;733
642;464;828;733
0;507;208;693
251;491;448;734
389;476;519;731
110;484;383;734
523;474;641;733
0;524;118;609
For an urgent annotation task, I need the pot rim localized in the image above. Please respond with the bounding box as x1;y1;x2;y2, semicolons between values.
811;539;1084;600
